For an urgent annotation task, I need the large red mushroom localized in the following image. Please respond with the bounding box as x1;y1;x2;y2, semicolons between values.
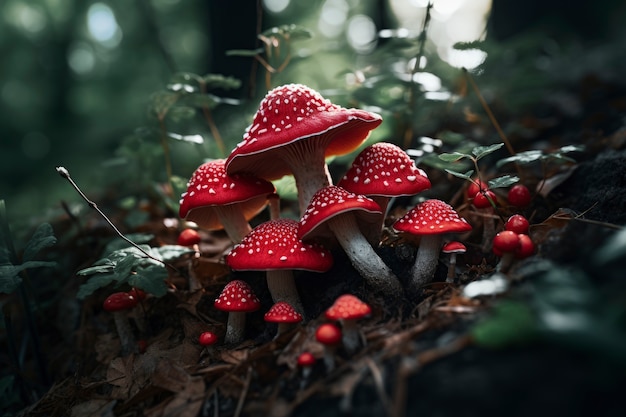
226;83;382;214
226;219;333;314
179;159;275;243
298;186;403;299
393;199;472;295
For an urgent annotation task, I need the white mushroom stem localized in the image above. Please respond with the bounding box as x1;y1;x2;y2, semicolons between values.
496;253;515;273
408;234;444;294
112;312;136;356
224;311;246;345
283;146;333;216
446;253;459;283
366;196;392;245
339;319;362;354
480;208;496;253
213;206;252;244
266;269;304;316
328;214;404;299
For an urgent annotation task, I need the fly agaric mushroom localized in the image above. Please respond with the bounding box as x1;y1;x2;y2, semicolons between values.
198;331;219;347
226;83;382;215
324;294;371;353
442;241;467;283
264;301;303;337
103;291;139;356
298;186;403;299
297;351;316;386
214;280;261;344
226;219;333;314
393;199;472;295
337;142;431;243
179;159;275;243
315;323;342;371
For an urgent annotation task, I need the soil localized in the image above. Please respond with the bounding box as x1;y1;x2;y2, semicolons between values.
3;76;626;417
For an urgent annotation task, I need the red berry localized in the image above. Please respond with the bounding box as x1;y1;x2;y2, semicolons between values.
198;331;218;346
508;184;531;207
505;214;529;234
473;190;497;209
297;352;316;367
493;230;520;255
467;179;489;199
515;234;535;259
177;228;201;246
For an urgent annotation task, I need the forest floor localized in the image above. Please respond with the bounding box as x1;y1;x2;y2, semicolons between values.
3;72;626;417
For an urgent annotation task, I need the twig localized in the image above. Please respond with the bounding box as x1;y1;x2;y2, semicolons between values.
364;356;392;417
233;366;253;417
55;167;168;267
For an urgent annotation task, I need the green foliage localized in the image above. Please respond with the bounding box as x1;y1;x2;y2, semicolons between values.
471;301;538;348
496;145;584;168
260;24;313;40
0;218;57;295
76;244;193;299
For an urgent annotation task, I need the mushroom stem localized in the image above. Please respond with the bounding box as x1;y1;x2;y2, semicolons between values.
284;147;333;215
224;311;246;345
213;206;253;244
408;235;444;295
266;269;304;316
480;209;496;253
340;319;362;354
112;312;136;356
446;253;458;283
328;214;403;299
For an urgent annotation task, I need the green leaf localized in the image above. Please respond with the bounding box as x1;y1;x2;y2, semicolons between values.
471;301;538;349
226;48;264;57
155;245;195;261
22;223;56;262
149;91;180;119
128;264;169;297
444;169;475;181
438;152;468;162
453;40;485;51
202;74;241;90
76;273;119;299
472;143;504;160
496;150;543;167
261;24;313;40
0;261;56;294
488;175;519;189
103;234;153;257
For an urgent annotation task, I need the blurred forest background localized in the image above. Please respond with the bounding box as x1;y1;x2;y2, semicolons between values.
1;0;625;230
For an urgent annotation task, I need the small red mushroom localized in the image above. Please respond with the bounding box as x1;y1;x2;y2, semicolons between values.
337;142;431;242
179;159;275;243
198;331;219;347
298;185;403;299
324;294;371;353
103;292;139;355
226;219;333;314
441;241;467;283
264;301;303;337
315;323;342;371
177;228;201;246
393;199;472;295
214;280;261;344
508;184;531;207
297;351;316;383
226;83;382;214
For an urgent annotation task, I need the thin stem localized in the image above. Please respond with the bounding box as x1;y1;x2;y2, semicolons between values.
199;80;227;158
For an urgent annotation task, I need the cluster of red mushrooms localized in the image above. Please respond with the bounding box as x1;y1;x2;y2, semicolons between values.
102;84;537;365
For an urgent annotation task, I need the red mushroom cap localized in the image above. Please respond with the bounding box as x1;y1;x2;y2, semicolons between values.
226;84;382;180
103;292;138;312
508;184;531;207
179;159;275;230
214;280;261;313
198;331;219;346
177;228;201;246
492;230;520;256
442;241;467;254
298;186;382;240
264;301;303;324
324;294;371;321
315;323;342;346
505;214;530;235
393;199;472;237
297;351;316;367
226;219;333;272
337;142;431;198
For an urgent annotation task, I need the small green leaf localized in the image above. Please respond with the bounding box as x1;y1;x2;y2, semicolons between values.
226;48;264;57
22;223;56;262
76;262;115;276
0;261;56;294
202;74;241;90
261;24;312;40
438;152;468;162
471;301;538;348
496;150;543;167
76;273;119;299
149;91;180;119
128;264;169;297
155;245;195;262
445;169;475;181
488;175;519;189
472;143;504;160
